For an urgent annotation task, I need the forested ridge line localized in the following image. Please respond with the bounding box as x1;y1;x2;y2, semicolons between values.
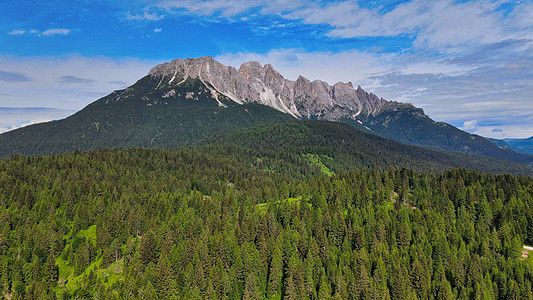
0;148;531;299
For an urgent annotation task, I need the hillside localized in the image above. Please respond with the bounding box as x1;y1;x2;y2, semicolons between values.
202;121;533;176
0;77;294;157
347;103;533;166
507;137;533;154
0;148;531;299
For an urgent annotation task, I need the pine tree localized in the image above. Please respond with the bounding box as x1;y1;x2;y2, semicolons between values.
318;274;332;300
267;245;283;297
436;278;454;300
44;252;58;285
243;273;261;300
411;258;430;299
154;253;173;298
140;230;158;265
284;274;299;300
390;266;410;300
352;262;367;298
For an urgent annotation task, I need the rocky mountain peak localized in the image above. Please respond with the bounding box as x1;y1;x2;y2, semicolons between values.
147;57;391;120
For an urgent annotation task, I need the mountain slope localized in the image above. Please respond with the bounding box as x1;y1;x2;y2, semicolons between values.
0;76;295;157
201;121;533;176
348;102;533;165
496;136;533;154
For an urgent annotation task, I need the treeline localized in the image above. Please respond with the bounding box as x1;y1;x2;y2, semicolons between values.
0;149;531;299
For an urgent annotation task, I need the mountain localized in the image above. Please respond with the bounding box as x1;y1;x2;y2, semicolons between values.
1;57;533;299
146;56;533;165
1;56;532;167
489;136;533;155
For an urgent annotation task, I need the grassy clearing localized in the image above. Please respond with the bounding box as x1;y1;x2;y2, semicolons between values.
78;224;97;245
56;225;96;280
55;225;134;296
64;255;103;292
303;153;334;176
256;196;311;214
95;259;124;289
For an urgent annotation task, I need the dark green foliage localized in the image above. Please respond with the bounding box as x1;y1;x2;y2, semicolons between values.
0;148;532;299
204;121;533;176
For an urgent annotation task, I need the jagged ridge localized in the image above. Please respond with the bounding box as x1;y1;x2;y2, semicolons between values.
146;56;389;120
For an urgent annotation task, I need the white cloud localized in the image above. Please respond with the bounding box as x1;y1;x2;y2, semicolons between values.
0;108;74;134
126;12;165;21
462;120;478;131
151;0;533;54
154;28;162;32
7;28;72;37
282;0;533;54
41;28;70;36
8;30;25;35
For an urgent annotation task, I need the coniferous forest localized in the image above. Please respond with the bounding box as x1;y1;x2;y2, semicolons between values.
0;147;531;299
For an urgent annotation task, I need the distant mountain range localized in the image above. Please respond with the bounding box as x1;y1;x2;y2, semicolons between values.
0;56;531;174
489;137;533;155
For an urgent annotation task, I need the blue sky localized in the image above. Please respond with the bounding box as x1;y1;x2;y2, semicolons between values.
1;0;532;138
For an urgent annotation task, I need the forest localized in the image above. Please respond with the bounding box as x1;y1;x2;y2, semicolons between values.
0;147;531;299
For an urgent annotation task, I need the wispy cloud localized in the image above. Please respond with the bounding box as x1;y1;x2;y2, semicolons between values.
126;12;165;21
150;0;533;54
7;28;71;37
59;75;95;84
0;107;75;134
154;28;162;32
8;29;25;35
0;70;31;82
41;28;70;36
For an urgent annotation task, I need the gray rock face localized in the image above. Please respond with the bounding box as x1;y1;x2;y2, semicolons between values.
148;56;389;120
